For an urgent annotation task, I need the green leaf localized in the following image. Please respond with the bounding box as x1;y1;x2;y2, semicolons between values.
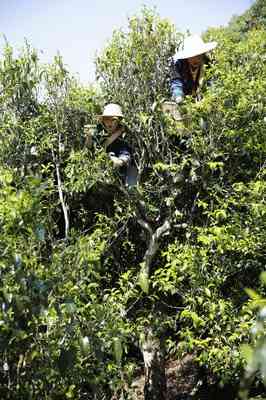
240;344;253;363
139;265;149;294
80;336;90;355
245;288;262;301
260;272;266;286
113;337;123;364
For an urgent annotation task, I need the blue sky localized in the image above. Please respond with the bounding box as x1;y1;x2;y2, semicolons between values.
0;0;253;84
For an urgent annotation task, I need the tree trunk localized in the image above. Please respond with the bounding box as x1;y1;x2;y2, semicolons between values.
141;328;166;400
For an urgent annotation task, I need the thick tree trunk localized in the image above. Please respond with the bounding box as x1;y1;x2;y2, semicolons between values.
141;329;166;400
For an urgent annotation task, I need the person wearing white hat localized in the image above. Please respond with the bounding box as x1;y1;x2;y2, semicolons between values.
84;103;136;186
170;34;217;102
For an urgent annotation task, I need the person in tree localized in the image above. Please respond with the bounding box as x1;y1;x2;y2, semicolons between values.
84;103;136;186
171;34;217;102
162;34;217;119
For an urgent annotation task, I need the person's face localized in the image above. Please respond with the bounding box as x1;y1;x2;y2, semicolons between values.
102;117;119;133
187;54;203;68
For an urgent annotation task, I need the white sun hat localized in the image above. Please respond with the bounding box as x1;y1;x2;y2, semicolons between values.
174;34;217;61
98;103;124;121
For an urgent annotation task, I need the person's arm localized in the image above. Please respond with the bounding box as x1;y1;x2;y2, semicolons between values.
108;144;131;168
170;62;184;103
109;154;124;168
118;150;131;166
110;151;131;168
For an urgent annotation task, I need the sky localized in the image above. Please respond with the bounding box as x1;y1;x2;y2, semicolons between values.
0;0;254;84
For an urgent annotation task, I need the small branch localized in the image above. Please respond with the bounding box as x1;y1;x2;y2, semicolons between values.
137;217;153;236
154;220;171;239
144;220;170;275
124;294;142;316
53;152;69;240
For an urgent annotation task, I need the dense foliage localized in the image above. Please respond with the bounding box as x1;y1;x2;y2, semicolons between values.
0;2;265;399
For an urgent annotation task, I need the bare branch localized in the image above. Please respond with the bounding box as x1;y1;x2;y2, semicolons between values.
137;217;153;236
53;152;69;240
138;217;171;277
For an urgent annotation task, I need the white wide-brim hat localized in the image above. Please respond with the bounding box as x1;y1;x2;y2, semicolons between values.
98;103;123;122
174;34;217;61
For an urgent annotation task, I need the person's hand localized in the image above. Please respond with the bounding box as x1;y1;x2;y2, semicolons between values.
109;155;124;168
84;124;96;133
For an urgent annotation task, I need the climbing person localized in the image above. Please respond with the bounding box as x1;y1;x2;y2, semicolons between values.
162;34;217;119
84;103;137;187
170;34;217;102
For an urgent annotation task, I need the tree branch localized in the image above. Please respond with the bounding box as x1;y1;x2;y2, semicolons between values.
53;152;69;240
138;217;171;277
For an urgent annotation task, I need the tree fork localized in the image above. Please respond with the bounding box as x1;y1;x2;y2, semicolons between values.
137;217;171;278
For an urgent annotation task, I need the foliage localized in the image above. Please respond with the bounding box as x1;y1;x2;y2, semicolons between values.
227;0;266;34
239;272;266;400
0;2;266;399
